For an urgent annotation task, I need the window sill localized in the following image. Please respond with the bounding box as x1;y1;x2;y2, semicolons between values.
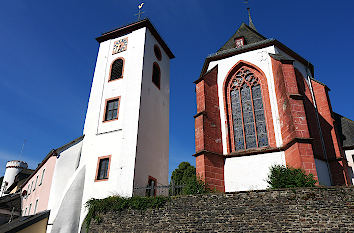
94;178;109;182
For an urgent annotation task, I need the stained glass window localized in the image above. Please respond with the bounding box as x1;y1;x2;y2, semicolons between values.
229;67;268;151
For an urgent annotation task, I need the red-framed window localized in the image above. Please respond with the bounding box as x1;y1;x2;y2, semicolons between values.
103;97;120;122
234;36;245;48
95;155;111;182
145;176;157;197
109;58;124;81
227;67;268;151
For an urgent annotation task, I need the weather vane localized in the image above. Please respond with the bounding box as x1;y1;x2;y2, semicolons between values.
135;2;145;21
243;0;256;31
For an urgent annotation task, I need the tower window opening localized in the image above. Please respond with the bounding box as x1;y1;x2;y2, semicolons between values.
152;63;161;89
96;156;111;181
154;45;162;61
104;98;120;122
109;58;124;81
229;67;268;151
146;176;157;197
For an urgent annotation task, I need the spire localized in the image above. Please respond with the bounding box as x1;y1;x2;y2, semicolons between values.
247;8;257;31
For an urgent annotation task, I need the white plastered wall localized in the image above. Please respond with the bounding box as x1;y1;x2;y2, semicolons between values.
46;139;83;228
344;149;354;184
79;27;150;229
133;28;170;191
224;151;286;192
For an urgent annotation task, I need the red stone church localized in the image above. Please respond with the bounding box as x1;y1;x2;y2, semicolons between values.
194;19;353;192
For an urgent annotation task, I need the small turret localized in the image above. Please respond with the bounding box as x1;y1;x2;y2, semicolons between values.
0;160;28;196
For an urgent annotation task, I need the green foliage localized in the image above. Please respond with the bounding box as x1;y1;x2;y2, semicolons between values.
84;196;169;229
182;175;213;195
170;162;213;195
267;165;317;189
171;162;196;185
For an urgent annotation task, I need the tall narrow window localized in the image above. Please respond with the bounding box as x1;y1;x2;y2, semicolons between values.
39;169;45;186
34;199;38;214
109;58;124;81
152;63;161;89
104;98;120;122
146;176;157;197
28;203;32;215
31;181;34;191
33;175;38;191
229;67;268;151
95;156;111;181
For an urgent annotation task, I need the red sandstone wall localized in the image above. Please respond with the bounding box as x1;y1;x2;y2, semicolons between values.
311;80;350;185
271;57;318;180
194;65;224;192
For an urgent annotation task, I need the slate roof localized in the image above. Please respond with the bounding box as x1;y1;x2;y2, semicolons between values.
0;211;50;233
218;23;267;52
0;194;21;212
334;113;354;149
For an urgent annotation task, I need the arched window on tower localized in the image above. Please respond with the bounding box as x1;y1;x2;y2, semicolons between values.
229;67;268;151
152;62;161;89
109;58;124;81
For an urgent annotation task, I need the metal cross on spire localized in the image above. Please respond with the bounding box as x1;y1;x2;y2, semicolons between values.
135;2;145;21
243;0;257;31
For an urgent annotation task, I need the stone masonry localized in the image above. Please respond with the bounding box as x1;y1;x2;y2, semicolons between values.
88;186;354;232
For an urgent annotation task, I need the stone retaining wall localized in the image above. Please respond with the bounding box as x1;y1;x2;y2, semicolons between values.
88;186;354;232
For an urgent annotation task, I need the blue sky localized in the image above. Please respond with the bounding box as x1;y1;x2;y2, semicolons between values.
0;0;353;177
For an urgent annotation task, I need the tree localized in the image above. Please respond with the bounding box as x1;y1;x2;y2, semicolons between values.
170;162;211;195
267;165;317;189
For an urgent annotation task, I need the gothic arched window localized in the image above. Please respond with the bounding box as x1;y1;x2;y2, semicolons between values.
109;58;124;81
229;67;268;151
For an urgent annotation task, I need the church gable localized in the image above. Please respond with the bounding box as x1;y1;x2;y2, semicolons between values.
218;23;267;52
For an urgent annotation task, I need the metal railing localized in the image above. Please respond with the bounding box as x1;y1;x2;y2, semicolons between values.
133;181;184;197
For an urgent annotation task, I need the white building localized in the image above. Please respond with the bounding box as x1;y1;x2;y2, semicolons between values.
1;19;174;233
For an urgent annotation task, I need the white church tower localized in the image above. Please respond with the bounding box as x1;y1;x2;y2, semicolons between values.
80;18;174;208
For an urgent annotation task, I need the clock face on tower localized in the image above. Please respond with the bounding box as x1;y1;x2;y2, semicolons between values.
112;38;128;55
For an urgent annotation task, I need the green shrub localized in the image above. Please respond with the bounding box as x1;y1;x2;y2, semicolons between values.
170;162;213;195
182;176;213;195
267;165;317;189
84;196;169;229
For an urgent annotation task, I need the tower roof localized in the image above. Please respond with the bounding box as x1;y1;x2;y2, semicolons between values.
96;18;175;59
218;23;267;52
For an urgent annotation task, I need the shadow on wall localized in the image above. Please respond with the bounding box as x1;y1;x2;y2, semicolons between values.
295;70;347;185
50;167;85;233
